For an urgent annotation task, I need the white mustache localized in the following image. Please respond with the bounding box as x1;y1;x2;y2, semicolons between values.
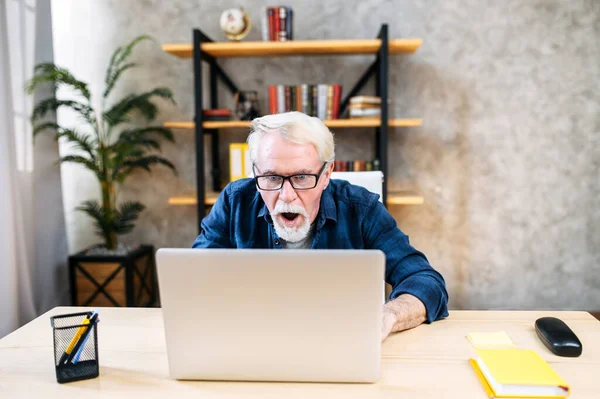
272;202;308;218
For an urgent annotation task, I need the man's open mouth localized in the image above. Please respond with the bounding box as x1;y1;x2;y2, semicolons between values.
281;212;299;221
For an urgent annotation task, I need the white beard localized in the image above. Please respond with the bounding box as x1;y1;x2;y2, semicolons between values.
271;202;310;243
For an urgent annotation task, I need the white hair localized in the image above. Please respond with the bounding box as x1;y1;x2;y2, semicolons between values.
247;112;335;164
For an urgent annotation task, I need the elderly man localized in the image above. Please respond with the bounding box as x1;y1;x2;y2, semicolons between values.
193;111;448;340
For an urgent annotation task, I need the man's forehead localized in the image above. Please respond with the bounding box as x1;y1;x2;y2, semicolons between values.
255;134;321;172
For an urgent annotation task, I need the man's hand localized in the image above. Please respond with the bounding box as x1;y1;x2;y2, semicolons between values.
381;293;427;341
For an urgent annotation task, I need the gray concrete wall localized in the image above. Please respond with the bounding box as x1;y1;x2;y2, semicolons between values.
52;0;600;311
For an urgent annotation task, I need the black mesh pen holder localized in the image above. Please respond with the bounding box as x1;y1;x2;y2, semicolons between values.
50;311;100;383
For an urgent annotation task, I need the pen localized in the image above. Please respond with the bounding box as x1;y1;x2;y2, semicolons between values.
66;312;99;365
72;314;100;364
58;312;93;365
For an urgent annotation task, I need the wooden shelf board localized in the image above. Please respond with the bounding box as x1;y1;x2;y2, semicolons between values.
169;191;423;207
164;119;421;130
162;38;422;58
387;191;424;205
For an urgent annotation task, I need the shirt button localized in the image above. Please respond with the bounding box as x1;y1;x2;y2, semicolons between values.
274;239;280;245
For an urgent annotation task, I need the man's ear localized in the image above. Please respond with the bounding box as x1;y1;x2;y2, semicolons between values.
323;162;335;188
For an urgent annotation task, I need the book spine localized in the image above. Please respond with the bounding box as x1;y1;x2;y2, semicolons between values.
268;85;277;114
267;8;276;41
346;161;353;171
286;7;293;40
290;85;296;111
285;85;291;112
295;85;302;112
326;85;334;120
279;7;287;41
277;84;285;113
301;84;309;114
274;7;281;41
311;85;318;117
317;84;327;120
332;84;341;119
260;7;269;41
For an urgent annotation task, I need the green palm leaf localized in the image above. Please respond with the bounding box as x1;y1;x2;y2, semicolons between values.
56;129;97;159
119;126;175;142
104;35;152;99
103;87;174;128
32;122;60;136
76;200;111;238
113;201;145;234
26;63;91;100
112;155;176;182
60;155;101;177
31;98;94;125
103;62;136;99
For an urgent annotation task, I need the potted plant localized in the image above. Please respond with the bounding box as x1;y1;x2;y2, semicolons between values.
27;35;176;307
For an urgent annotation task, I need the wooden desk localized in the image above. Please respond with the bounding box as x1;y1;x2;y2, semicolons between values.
1;308;599;398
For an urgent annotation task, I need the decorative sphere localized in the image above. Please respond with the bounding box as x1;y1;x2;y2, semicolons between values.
220;8;246;35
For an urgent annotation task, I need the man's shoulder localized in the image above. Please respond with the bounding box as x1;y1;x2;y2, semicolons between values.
328;178;380;208
224;178;259;201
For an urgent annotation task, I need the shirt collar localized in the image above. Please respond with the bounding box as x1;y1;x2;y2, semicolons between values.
257;185;337;229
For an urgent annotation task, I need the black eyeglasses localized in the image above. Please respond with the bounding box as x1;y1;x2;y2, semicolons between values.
254;163;328;191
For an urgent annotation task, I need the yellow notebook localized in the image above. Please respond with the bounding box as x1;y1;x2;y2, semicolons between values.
470;349;570;398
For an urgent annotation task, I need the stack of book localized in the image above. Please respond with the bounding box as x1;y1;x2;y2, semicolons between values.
261;7;293;41
348;96;382;119
268;84;342;120
334;159;380;172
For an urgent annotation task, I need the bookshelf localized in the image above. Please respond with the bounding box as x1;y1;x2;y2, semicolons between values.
163;25;423;233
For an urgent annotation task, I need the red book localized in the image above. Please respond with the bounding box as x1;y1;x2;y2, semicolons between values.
268;85;277;114
267;8;276;41
332;84;342;119
273;7;281;42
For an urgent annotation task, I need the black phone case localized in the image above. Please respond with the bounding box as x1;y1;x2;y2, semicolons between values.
535;317;582;357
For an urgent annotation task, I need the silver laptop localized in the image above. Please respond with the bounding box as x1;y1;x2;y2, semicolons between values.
156;248;384;383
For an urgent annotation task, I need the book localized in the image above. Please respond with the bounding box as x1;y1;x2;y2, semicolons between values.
326;85;334;120
267;8;276;41
332;84;341;119
301;84;309;114
229;143;245;181
273;7;280;42
279;7;287;41
286;7;293;40
470;349;570;398
350;95;382;104
268;85;277;114
277;85;285;113
317;84;327;120
284;85;292;112
296;84;302;112
260;7;269;41
242;143;252;178
350;108;381;117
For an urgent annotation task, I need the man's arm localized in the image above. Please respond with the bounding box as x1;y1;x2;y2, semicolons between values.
363;200;449;339
381;293;426;340
192;186;233;248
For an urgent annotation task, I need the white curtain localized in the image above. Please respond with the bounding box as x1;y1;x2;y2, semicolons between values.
0;0;68;338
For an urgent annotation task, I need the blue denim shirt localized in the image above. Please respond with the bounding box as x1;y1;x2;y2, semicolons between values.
192;178;449;323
